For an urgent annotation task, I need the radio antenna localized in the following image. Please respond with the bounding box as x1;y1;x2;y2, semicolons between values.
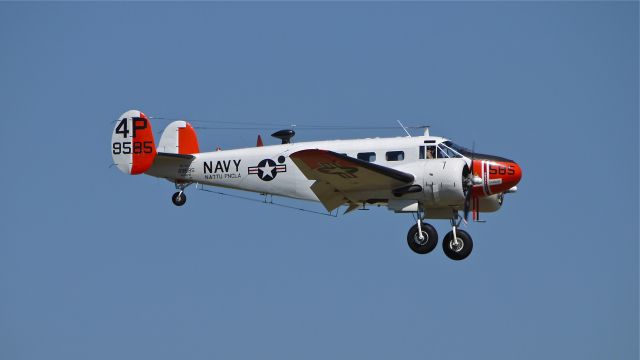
396;120;412;137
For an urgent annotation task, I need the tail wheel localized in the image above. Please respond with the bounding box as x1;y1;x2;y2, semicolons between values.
442;229;473;260
172;191;187;206
407;222;438;254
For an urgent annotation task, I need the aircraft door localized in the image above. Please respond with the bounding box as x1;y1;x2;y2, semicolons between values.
420;145;438;203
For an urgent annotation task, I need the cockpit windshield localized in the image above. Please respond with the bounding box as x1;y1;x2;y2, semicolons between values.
442;141;472;156
436;141;465;159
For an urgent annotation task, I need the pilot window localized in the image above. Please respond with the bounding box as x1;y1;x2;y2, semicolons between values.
357;152;376;162
443;141;471;155
437;143;463;158
386;151;404;161
426;146;437;159
419;146;425;159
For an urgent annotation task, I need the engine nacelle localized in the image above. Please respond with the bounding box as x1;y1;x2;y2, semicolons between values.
477;193;504;212
423;158;468;207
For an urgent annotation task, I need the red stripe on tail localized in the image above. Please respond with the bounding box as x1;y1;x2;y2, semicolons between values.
131;112;157;175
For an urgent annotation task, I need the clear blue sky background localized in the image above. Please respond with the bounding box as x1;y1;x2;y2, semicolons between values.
0;2;637;359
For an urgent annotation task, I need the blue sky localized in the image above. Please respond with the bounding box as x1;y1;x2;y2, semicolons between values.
0;2;637;359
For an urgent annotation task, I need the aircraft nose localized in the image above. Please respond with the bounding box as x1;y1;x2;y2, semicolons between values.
470;155;522;194
503;160;522;190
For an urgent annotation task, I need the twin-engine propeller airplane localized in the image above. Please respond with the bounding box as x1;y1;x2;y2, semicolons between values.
111;110;522;260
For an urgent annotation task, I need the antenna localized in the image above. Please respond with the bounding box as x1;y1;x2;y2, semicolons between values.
412;125;430;136
396;120;411;137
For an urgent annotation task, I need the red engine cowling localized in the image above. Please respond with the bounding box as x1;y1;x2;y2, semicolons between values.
471;159;522;197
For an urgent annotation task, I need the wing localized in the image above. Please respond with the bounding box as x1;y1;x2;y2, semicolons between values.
290;149;415;211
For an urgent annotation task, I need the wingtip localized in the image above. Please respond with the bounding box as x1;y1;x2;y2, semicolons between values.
343;203;359;214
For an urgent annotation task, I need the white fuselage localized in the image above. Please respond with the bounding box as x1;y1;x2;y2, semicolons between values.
145;135;476;216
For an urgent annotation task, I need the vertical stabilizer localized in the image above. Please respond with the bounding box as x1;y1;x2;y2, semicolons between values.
157;121;200;154
111;110;157;175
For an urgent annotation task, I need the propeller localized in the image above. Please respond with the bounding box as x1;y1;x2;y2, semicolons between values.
463;142;476;222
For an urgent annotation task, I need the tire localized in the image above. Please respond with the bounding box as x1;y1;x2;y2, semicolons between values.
407;222;438;254
442;229;473;260
172;192;187;206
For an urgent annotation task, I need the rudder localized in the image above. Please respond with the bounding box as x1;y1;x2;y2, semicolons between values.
111;110;157;175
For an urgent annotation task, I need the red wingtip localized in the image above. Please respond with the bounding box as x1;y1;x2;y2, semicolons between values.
257;135;263;147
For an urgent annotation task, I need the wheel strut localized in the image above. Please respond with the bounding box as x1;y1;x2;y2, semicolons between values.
416;209;425;240
417;219;424;240
450;211;463;248
442;210;473;260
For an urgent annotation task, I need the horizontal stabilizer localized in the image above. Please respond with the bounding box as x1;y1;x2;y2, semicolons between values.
156;152;195;160
145;151;196;179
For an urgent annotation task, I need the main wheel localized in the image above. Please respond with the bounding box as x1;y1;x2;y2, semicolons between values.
172;191;187;206
442;229;473;260
407;222;438;254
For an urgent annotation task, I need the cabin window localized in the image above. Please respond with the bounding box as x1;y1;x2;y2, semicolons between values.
386;151;404;161
419;146;425;159
357;152;376;162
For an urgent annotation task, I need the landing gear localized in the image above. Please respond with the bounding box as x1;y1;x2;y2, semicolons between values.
405;210;475;260
442;213;473;260
172;191;187;206
171;182;192;207
407;222;438;254
443;229;473;260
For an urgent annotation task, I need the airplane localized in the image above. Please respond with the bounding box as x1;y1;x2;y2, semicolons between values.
111;110;522;260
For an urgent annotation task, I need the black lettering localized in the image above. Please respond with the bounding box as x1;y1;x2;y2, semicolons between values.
115;119;129;138
143;141;153;154
204;161;213;173
132;118;147;138
122;142;131;154
214;161;224;173
223;160;230;172
233;159;241;172
133;142;142;154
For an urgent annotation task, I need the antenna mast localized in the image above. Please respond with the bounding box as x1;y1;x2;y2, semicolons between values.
396;120;411;137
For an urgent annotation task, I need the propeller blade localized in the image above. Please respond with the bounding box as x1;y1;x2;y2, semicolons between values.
463;141;476;222
463;190;472;222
